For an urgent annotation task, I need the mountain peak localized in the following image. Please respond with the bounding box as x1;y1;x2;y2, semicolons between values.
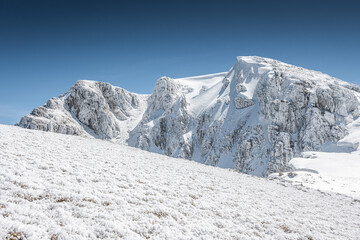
237;55;275;63
235;56;290;68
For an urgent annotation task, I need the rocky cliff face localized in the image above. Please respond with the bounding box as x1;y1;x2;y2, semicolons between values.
18;80;148;143
128;57;360;176
18;57;360;176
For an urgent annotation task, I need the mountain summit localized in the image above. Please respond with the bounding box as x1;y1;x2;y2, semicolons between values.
18;56;360;176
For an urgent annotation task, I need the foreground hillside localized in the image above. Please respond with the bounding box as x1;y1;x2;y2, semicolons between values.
0;125;359;240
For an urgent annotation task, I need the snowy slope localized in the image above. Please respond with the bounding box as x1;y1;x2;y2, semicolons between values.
0;124;360;240
172;72;228;115
270;117;360;198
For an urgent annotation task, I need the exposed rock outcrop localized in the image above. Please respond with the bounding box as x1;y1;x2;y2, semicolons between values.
18;80;148;143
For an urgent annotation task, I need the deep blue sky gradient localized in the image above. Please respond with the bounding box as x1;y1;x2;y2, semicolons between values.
1;0;359;124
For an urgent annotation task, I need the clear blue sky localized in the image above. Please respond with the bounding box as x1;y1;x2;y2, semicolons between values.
0;0;359;125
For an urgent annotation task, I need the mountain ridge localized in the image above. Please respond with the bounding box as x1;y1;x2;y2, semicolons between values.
18;56;360;176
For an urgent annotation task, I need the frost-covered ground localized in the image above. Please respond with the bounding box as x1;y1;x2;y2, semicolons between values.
271;117;360;199
0;125;359;239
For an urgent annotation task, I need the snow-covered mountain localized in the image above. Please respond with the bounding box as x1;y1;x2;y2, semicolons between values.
18;56;360;176
18;80;148;144
1;124;359;239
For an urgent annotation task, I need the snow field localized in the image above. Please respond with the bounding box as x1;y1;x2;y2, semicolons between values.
0;125;359;239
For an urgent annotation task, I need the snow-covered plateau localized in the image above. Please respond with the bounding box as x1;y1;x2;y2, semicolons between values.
1;124;359;239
